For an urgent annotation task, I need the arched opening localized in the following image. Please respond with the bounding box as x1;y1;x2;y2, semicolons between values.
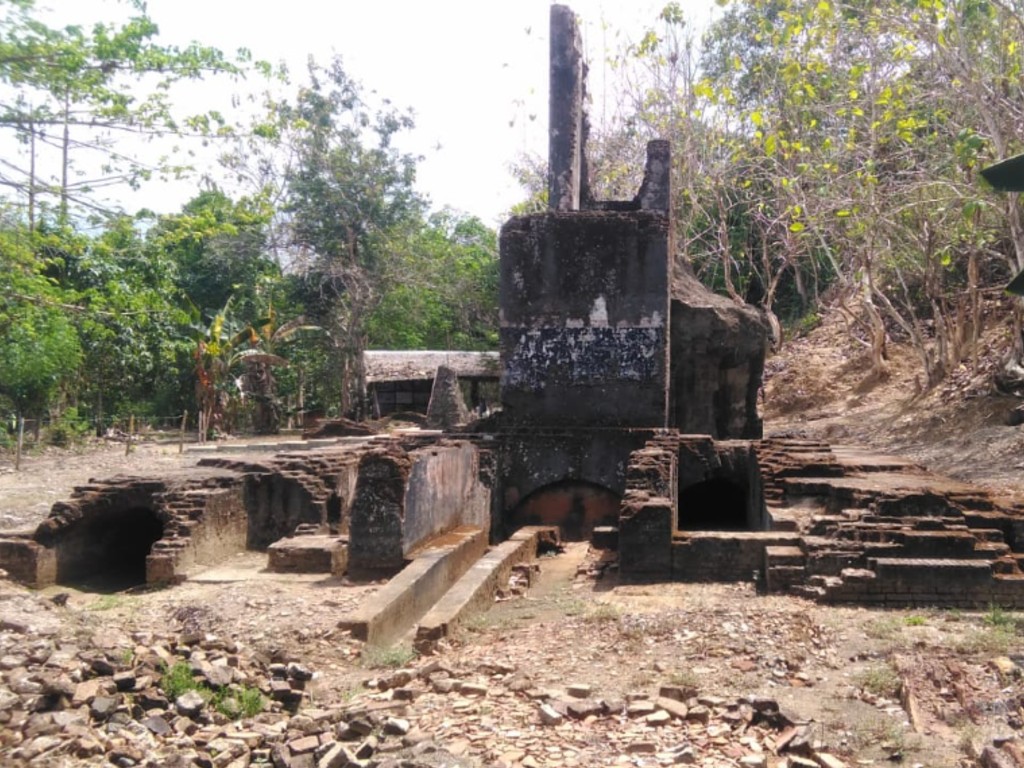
678;478;749;531
510;480;620;541
56;506;164;591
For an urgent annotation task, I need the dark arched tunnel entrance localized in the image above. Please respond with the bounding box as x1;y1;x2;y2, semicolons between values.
677;478;750;531
509;480;620;541
56;506;164;591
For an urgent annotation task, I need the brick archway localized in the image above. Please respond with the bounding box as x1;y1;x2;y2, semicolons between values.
509;480;620;541
55;506;164;590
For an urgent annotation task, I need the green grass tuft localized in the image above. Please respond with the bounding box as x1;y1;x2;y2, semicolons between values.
361;644;416;669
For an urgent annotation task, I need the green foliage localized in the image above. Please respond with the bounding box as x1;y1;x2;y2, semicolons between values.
0;302;82;418
278;56;426;415
582;0;1024;387
159;661;202;700
48;406;89;447
213;686;265;719
984;604;1018;629
366;210;499;351
153;190;278;322
159;661;263;719
855;663;902;699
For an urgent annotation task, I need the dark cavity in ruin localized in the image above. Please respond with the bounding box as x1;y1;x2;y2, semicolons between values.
58;506;163;591
678;478;749;532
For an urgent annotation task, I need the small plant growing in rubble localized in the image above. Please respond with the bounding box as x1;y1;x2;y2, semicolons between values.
667;669;699;690
855;663;902;699
865;615;903;640
984;603;1016;629
86;595;123;611
361;644;416;669
214;686;265;719
160;661;202;700
583;602;620;623
903;615;927;626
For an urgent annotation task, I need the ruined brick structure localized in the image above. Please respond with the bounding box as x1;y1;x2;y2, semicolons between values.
493;4;767;545
501;7;764;438
3;4;1024;612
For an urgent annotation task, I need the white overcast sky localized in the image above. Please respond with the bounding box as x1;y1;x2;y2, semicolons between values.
35;0;718;226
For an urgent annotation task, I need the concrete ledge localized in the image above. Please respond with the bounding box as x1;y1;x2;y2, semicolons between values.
414;526;560;653
338;526;487;647
268;535;348;575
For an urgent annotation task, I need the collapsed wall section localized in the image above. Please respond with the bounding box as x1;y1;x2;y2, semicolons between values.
669;270;767;439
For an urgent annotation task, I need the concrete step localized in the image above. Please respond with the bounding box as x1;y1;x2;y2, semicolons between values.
414;526;559;653
337;526;487;647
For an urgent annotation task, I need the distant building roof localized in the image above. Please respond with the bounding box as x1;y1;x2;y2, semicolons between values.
363;351;500;383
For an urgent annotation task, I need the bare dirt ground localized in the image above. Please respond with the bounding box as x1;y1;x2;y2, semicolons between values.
2;317;1024;766
762;308;1024;496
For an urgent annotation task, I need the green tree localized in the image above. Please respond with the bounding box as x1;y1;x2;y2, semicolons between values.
282;56;425;417
153;189;278;321
0;0;240;225
68;214;193;432
367;210;498;350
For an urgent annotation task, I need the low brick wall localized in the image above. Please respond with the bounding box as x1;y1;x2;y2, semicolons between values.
672;532;802;582
267;535;348;575
0;537;56;588
814;560;1024;608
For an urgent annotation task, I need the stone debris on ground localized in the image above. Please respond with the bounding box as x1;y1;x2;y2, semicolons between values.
0;582;848;768
2;566;1024;768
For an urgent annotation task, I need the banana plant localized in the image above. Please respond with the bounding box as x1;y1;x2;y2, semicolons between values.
193;299;320;437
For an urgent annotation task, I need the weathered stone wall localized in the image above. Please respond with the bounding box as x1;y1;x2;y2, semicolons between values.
618;443;677;575
500;211;670;427
548;4;588;212
0;537;55;587
403;442;490;553
347;448;411;573
150;486;248;580
811;561;1024;608
669;270;767;439
348;441;490;573
201;452;360;549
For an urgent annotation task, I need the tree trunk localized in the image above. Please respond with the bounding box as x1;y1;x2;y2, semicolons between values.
95;388;104;438
60;88;70;225
28;112;36;232
15;414;24;472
